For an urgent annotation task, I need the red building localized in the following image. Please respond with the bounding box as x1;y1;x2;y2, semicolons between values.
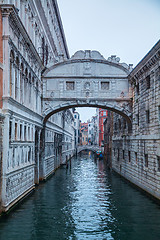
99;109;108;147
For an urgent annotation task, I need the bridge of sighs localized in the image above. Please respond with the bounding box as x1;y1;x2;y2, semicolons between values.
42;50;133;127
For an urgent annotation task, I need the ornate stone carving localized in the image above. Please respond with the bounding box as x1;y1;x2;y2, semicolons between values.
50;92;54;97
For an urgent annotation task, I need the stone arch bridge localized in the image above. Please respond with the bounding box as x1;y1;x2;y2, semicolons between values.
77;145;101;154
42;50;133;128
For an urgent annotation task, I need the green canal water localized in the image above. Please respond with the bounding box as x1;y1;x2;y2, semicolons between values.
1;152;160;240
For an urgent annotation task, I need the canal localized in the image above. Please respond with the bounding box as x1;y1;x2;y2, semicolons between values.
1;152;160;240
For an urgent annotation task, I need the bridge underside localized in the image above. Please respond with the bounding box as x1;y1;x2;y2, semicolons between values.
42;99;132;129
77;146;101;154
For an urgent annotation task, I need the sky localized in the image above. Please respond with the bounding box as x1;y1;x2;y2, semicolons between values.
57;0;160;122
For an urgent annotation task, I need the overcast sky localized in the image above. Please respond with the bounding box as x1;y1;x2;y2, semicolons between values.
58;0;160;122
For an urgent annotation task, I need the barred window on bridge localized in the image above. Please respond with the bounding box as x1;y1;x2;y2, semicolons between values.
101;82;109;90
66;81;75;90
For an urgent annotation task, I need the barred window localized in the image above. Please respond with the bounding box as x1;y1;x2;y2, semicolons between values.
157;156;160;172
146;75;150;89
128;151;131;162
101;81;109;90
123;150;125;159
136;83;139;95
146;110;150;124
145;154;148;167
135;152;138;164
66;81;75;90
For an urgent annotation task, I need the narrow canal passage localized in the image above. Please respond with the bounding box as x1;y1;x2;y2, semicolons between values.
1;153;160;240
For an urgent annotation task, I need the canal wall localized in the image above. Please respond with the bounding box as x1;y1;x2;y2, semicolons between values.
111;40;160;201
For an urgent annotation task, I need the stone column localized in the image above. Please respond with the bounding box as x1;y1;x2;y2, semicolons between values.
12;64;16;99
59;80;64;98
11;117;15;141
22;74;25;104
17;0;21;12
17;66;20;102
1;7;13;97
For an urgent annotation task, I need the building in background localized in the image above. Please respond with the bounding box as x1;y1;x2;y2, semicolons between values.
91;115;99;145
98;108;108;147
73;111;80;148
80;122;88;145
88;121;94;145
104;111;113;168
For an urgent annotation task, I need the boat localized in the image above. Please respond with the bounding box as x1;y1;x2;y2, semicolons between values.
96;151;103;160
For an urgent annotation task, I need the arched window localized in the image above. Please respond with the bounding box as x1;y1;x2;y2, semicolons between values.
20;63;24;103
15;57;19;100
10;50;14;97
28;73;31;104
42;37;45;64
36;79;38;110
32;76;34;85
118;119;121;130
24;68;28;104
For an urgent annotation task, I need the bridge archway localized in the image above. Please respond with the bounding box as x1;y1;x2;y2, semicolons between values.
77;145;101;154
42;50;132;128
43;103;132;130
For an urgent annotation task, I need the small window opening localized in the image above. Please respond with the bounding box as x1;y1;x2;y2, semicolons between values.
145;154;148;168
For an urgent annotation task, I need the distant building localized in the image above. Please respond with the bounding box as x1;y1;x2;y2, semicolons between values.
104;111;113;168
98;108;108;147
80;122;88;145
73;112;80;147
88;121;94;145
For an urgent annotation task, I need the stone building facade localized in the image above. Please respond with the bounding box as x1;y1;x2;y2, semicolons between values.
104;111;113;168
111;40;160;200
0;0;74;213
0;0;159;214
73;111;80;148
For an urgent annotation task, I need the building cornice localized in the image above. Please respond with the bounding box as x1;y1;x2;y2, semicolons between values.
129;40;160;82
52;0;70;59
0;4;44;70
2;97;43;123
44;58;130;77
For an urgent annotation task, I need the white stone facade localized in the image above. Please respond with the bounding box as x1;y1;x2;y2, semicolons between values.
0;0;73;213
73;111;80;148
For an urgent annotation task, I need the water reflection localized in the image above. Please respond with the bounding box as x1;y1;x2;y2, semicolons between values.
0;153;160;240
